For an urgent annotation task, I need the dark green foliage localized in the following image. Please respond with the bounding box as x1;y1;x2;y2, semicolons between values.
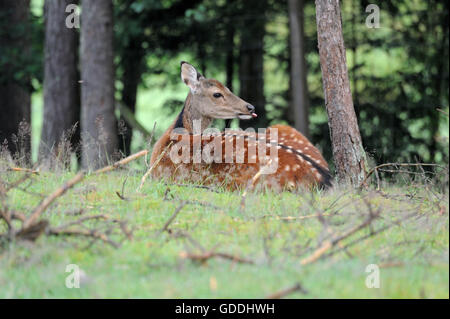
0;5;43;90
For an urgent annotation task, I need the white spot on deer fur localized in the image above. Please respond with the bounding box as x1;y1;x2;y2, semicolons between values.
304;146;309;151
297;155;304;162
285;165;290;172
289;133;295;138
315;172;322;180
293;164;300;171
286;149;293;153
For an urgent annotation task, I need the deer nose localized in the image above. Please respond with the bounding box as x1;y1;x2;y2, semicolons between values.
246;104;255;113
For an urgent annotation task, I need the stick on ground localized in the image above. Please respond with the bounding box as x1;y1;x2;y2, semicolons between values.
94;150;148;174
23;171;85;229
137;142;173;192
266;282;308;299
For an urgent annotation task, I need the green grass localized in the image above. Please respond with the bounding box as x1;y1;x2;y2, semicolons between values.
0;169;448;298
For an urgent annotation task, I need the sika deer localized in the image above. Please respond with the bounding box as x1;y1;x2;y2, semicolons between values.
150;62;331;191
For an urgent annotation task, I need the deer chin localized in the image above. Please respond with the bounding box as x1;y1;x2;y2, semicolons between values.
237;113;257;120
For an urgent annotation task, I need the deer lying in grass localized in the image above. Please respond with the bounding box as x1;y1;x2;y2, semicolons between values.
150;62;331;191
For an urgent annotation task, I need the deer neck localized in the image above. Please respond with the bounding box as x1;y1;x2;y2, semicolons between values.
174;92;212;133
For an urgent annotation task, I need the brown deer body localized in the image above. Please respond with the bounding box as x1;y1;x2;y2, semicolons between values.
150;62;331;191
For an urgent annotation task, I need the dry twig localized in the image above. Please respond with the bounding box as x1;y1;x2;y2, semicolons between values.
23;171;85;229
266;283;308;299
159;201;187;234
94;150;148;174
180;250;254;265
8;167;39;175
137;141;173;191
360;163;445;188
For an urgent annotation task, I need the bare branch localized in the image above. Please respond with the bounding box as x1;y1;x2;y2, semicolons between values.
23;172;85;229
94;150;148;174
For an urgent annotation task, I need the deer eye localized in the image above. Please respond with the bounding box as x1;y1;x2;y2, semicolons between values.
213;93;223;98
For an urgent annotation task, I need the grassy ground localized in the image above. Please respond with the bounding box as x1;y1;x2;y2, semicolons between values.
0;166;448;299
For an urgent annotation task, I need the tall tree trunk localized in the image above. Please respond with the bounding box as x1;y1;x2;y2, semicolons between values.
288;0;310;138
40;0;80;166
315;0;367;186
0;0;31;163
225;18;235;129
238;0;267;129
80;0;117;169
119;40;144;156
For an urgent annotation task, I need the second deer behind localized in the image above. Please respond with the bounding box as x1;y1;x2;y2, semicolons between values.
150;62;332;191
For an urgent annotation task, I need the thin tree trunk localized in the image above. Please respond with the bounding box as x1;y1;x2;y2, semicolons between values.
40;0;80;166
315;0;367;186
238;0;267;129
80;0;117;169
0;0;31;164
288;0;310;138
119;40;144;156
225;18;235;129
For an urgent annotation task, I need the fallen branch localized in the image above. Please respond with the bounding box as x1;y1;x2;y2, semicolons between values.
166;183;222;194
48;227;120;248
8;167;39;175
94;150;148;174
23;172;85;229
159;201;187;234
258;213;333;221
180;250;254;265
266;283;308;299
300;203;381;266
320;211;419;260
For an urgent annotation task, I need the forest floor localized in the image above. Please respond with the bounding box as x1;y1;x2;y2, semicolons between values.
0;166;448;298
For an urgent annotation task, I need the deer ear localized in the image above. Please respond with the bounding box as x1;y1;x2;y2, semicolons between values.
181;61;204;92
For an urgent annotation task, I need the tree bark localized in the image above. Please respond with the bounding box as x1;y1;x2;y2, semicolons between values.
80;0;117;169
119;40;144;156
40;0;80;165
288;0;310;138
315;0;367;186
0;0;31;163
224;17;235;129
238;0;267;129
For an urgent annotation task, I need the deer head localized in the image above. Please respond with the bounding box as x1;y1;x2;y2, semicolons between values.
180;61;257;120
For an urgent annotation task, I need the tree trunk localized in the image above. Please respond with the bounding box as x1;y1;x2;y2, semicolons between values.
225;18;235;129
238;0;267;129
40;0;80;166
80;0;117;169
315;0;367;186
119;40;144;156
288;0;310;138
0;0;31;163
